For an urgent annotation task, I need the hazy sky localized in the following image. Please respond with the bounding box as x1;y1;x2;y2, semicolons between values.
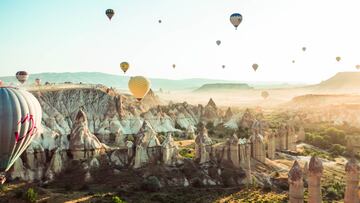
1;0;360;83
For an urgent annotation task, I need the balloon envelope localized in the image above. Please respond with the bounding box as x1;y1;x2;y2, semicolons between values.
172;64;176;69
106;9;115;20
16;71;29;84
261;91;269;99
158;20;162;23
252;64;259;71
120;62;130;73
216;40;221;46
230;13;243;29
0;87;42;173
128;76;151;101
302;47;306;52
336;56;341;62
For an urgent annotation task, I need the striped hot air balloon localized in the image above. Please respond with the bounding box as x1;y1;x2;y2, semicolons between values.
230;13;243;30
0;87;42;184
106;9;115;20
128;76;151;101
16;71;29;84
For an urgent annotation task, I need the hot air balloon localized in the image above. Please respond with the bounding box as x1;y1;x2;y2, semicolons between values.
216;40;221;46
158;20;162;23
120;62;130;73
128;76;151;101
252;64;259;71
16;71;29;84
302;47;306;52
356;65;360;70
261;91;269;99
106;9;115;20
172;64;176;69
230;13;243;30
292;60;295;63
35;78;41;86
222;65;226;69
336;56;341;62
0;87;42;184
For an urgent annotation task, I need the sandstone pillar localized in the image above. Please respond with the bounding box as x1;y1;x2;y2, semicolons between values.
288;161;304;203
308;156;323;203
345;158;360;203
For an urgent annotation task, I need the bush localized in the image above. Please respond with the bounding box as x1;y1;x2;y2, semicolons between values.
329;144;346;157
179;148;195;159
112;196;126;203
141;176;161;192
25;188;38;203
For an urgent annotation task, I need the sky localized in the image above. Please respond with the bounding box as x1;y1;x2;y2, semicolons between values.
0;0;360;84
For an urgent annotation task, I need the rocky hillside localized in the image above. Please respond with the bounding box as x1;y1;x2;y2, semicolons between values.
313;71;360;92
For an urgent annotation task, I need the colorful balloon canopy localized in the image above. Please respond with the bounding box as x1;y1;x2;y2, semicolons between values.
261;91;269;99
16;71;29;84
106;9;115;20
216;40;221;46
230;13;243;30
120;62;130;73
0;87;42;176
252;64;259;71
128;76;151;101
336;56;341;62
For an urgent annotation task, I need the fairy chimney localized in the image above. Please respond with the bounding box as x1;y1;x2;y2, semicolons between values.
288;160;304;203
308;156;323;203
344;158;360;203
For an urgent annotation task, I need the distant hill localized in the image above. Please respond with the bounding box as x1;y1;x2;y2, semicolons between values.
313;72;360;91
0;72;305;91
194;83;253;92
285;94;360;108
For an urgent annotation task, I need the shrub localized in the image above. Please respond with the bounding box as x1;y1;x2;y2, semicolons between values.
25;188;38;203
179;148;195;159
141;176;161;192
112;196;126;203
329;144;346;157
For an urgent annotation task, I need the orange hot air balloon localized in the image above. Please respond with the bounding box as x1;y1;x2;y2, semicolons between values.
128;76;151;101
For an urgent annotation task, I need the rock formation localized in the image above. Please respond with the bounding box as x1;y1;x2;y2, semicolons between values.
239;109;254;129
266;131;276;159
288;161;304;203
297;126;305;142
344;158;360;203
134;121;161;169
69;110;107;160
224;107;233;122
195;124;213;164
162;134;179;166
308;156;323;203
